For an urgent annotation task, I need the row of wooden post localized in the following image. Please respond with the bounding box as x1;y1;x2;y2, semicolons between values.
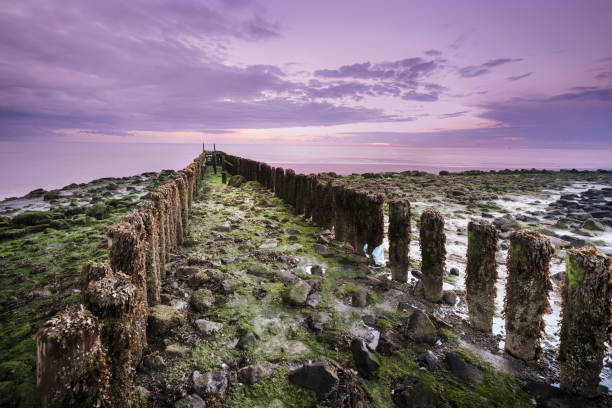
223;155;609;398
36;153;207;407
388;199;610;398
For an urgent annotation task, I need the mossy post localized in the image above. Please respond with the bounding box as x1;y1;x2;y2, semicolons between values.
363;192;385;255
85;272;137;407
419;208;446;302
332;184;347;242
465;220;498;332
389;198;411;282
504;230;554;361
36;306;110;408
558;247;611;397
274;167;284;197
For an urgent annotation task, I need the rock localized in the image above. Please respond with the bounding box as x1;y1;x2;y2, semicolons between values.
143;352;165;369
213;221;231;232
286;228;301;235
499;241;509;250
188;270;210;288
403;310;437;345
416;350;438;371
174;394;205;408
165;343;190;357
377;329;402;355
237;331;255;349
493;214;520;232
288;235;298;242
176;266;200;279
351;339;380;377
306;291;321;308
392;376;438;408
275;270;298;285
190;289;214;313
259;239;278;249
192;369;228;398
313;244;328;255
310;264;324;275
442;291;458;306
194;319;223;336
288;361;340;395
237;362;276;385
220;279;235;294
30;288;52;298
148;305;186;335
285;280;311;306
444;352;484;384
449;267;459;276
220;257;237;265
581;219;605;231
411;270;422;279
351;289;369;307
308;312;332;332
551;272;565;282
247;264;269;277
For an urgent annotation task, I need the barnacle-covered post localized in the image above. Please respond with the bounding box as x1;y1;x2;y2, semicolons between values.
389;198;411;282
504;230;554;361
36;306;110;408
85;272;137;407
274;167;284;198
465;220;498;332
363;192;385;256
80;260;111;295
419;208;446;302
558;247;611;397
332;183;347;242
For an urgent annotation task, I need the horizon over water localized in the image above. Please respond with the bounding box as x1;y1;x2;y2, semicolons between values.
1;141;611;200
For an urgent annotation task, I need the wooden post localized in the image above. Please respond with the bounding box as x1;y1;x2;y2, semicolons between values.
465;220;498;332
504;230;553;361
389;198;411;282
559;247;611;397
419;208;446;302
212;144;217;174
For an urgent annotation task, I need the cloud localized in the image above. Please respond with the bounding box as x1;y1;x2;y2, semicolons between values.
595;71;612;80
507;72;532;81
425;49;442;56
440;110;470;119
548;86;612;101
401;91;438;102
459;58;522;78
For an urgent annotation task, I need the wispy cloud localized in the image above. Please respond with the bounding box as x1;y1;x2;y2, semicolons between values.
459;58;522;78
507;72;532;81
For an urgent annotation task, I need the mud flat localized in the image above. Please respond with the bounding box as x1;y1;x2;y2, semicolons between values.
2;164;612;407
0;170;177;407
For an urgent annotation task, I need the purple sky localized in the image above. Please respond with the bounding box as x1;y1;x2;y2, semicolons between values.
1;0;611;148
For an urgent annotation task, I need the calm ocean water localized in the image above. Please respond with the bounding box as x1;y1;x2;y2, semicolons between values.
1;141;611;200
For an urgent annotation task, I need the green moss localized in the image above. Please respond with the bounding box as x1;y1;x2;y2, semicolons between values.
565;253;586;289
224;366;317;407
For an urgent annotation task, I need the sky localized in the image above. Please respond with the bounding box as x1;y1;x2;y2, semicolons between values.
1;0;611;149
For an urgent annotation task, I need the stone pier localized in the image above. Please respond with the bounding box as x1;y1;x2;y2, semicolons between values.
504;230;554;361
558;247;611;397
465;220;498;332
419;208;446;302
389;198;411;282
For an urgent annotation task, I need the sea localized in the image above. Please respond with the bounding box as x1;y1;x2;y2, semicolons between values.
1;141;611;200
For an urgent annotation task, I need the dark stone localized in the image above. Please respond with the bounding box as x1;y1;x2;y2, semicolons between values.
286;228;302;235
404;310;437;345
313;244;328;255
442;291;458;306
306;291;321;308
192;369;228;398
310;264;324;275
308;312;332;332
449;267;459;276
377;329;402;355
237;362;275;385
246;264;269;277
352;289;369;307
174;394;205;408
351;339;380;377
444;352;484;384
288;361;340;395
416;350;438;371
237;332;255;349
392;376;437;408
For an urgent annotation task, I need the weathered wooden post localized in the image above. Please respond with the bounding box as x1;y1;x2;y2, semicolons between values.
419;208;446;302
37;306;110;408
222;172;227;184
332;184;347;242
558;247;611;397
85;272;137;407
212;144;217;174
389;198;411;282
504;230;553;361
465;220;498;332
